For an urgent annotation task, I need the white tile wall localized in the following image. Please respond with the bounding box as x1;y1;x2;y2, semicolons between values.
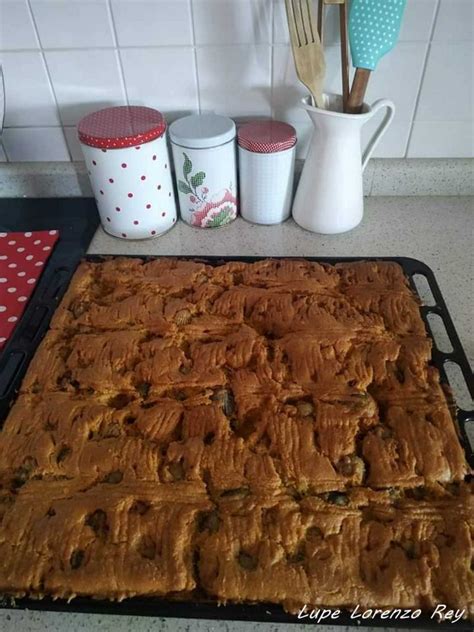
197;45;271;117
111;0;193;47
0;0;472;161
0;51;59;125
121;47;198;118
63;126;83;161
0;0;39;50
193;0;272;46
433;0;473;41
45;49;126;125
408;41;474;157
396;0;438;42
30;0;115;49
409;122;474;158
407;0;474;157
2;127;69;161
415;43;473;123
363;43;428;158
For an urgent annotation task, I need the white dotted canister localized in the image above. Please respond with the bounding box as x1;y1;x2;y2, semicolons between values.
78;106;177;239
238;121;296;225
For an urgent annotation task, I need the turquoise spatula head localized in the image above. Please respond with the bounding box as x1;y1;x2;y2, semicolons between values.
349;0;407;70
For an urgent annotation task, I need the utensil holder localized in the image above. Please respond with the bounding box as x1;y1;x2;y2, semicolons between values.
292;93;395;234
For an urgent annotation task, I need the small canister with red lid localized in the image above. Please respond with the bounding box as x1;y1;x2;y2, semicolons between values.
238;120;296;225
78;106;177;239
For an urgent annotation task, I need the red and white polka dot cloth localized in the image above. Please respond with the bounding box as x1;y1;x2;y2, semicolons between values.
0;230;59;350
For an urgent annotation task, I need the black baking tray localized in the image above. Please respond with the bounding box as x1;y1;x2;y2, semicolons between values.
0;254;473;629
0;197;99;415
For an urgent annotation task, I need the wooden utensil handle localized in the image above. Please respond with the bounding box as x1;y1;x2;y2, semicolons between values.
347;68;371;114
339;1;349;112
318;0;324;41
321;0;345;41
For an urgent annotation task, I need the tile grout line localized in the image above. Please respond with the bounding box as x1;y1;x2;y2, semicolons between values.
0;35;472;54
188;0;201;113
10;39;462;54
106;0;130;107
24;1;73;161
3;125;73;130
404;0;442;159
4;37;469;55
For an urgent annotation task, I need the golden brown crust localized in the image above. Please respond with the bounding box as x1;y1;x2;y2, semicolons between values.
0;257;471;614
0;479;211;599
197;487;473;613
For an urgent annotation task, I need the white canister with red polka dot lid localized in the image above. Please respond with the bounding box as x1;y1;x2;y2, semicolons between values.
238;120;296;225
78;105;177;239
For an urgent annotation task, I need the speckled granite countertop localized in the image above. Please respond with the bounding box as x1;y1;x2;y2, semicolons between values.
1;195;473;632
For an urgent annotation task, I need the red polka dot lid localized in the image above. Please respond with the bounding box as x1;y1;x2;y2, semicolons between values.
237;120;297;154
78;106;167;149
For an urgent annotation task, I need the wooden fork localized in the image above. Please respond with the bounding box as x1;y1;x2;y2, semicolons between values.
285;0;326;108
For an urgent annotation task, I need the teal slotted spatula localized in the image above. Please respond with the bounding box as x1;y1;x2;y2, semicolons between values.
347;0;407;113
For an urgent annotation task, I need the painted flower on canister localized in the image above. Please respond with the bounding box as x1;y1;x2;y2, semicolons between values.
190;188;237;227
178;153;237;228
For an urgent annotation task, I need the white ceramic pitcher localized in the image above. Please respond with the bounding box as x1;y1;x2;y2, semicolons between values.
292;93;395;234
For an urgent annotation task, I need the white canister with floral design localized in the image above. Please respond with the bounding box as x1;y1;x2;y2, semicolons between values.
78;106;177;240
169;113;237;228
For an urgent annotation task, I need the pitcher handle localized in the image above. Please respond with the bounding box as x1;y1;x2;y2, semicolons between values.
362;99;395;172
